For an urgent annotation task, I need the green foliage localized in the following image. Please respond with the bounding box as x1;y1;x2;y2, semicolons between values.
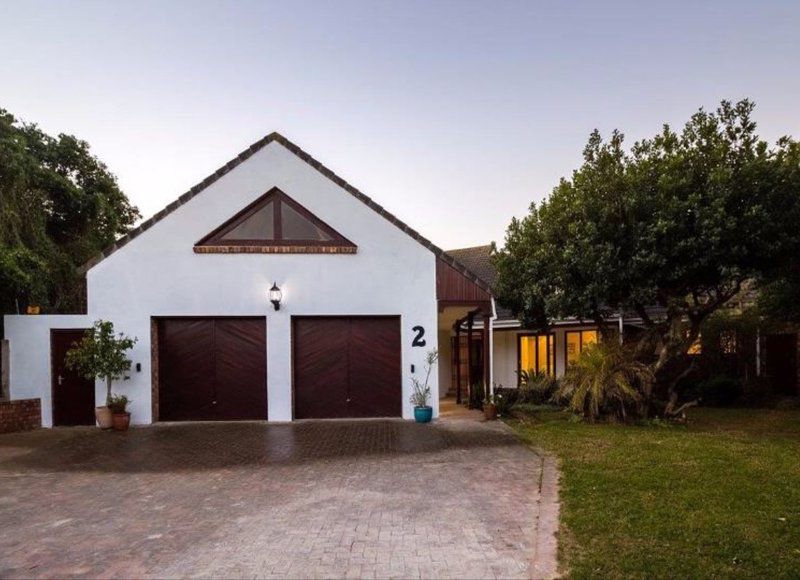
65;320;137;406
409;349;438;408
494;100;800;408
0;108;140;314
555;342;653;421
758;264;800;323
686;375;743;407
517;369;559;404
108;394;131;414
492;387;516;415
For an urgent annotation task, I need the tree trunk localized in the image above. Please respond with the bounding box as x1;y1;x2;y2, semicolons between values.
653;318;701;415
105;376;112;407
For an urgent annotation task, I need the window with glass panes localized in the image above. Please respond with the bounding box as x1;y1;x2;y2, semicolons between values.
564;329;598;365
518;334;555;379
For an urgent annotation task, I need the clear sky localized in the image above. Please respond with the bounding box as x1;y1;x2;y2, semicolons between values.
2;0;799;249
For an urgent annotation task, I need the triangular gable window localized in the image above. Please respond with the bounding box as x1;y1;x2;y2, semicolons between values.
195;187;356;254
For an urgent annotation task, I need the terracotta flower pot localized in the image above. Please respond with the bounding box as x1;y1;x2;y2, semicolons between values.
483;403;498;421
95;406;113;429
112;412;131;431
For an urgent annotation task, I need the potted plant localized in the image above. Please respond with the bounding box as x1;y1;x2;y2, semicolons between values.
410;349;438;423
65;320;137;429
108;394;132;431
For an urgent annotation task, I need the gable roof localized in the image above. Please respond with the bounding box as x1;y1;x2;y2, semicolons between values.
445;245;497;287
78;132;492;291
445;245;517;320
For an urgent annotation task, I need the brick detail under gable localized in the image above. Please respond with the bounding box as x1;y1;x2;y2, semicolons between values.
193;245;358;255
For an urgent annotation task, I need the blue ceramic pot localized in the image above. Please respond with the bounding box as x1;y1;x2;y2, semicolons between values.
414;406;433;423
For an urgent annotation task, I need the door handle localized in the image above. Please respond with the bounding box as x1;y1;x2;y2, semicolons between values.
57;374;64;386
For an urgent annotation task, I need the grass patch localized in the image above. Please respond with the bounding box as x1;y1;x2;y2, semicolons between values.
508;407;800;578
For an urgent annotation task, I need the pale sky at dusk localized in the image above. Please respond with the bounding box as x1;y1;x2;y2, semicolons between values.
2;0;799;249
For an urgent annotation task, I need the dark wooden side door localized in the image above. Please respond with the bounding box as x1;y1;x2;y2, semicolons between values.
158;317;266;421
51;329;95;426
293;316;401;419
766;333;798;395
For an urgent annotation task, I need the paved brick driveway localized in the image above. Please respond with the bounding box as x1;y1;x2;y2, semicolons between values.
0;415;556;579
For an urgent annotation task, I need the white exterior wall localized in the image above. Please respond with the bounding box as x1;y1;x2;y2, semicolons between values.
492;325;600;388
4;141;438;425
3;315;90;427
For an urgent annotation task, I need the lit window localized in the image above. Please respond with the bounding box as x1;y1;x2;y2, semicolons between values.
565;329;598;365
519;334;554;378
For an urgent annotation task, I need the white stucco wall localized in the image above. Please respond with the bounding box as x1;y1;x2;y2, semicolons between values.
4;140;439;425
3;315;90;427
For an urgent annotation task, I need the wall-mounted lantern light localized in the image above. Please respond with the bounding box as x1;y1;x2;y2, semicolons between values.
268;282;282;311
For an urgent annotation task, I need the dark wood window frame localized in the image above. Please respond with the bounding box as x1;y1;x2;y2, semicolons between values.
517;332;555;382
194;187;357;254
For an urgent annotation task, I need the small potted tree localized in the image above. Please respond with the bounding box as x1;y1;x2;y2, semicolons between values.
108;394;132;431
410;349;438;423
66;320;137;429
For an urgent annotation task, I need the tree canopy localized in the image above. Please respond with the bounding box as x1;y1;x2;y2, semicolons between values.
494;100;800;411
0;108;139;314
65;319;137;406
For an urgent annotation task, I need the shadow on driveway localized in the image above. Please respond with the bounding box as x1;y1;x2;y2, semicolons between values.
0;419;522;474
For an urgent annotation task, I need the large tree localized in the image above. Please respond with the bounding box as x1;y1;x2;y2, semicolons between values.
0;108;139;314
494;100;800;413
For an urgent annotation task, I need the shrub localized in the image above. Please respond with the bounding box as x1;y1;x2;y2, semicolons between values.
555;342;653;422
689;375;743;407
108;394;131;414
517;370;559;405
494;387;518;416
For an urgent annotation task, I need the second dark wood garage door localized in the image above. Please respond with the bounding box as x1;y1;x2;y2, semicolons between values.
158;317;267;421
293;316;401;419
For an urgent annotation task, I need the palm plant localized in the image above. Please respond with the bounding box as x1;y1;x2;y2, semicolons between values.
555;342;653;422
517;369;558;404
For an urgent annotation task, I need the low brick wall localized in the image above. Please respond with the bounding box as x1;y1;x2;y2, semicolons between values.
0;399;41;434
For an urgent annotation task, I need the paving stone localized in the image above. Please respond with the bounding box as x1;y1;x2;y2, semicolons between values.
0;415;551;578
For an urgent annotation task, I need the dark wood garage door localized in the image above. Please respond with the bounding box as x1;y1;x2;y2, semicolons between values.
158;317;266;421
293;316;401;419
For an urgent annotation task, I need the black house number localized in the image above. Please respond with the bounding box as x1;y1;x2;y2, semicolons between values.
411;326;426;347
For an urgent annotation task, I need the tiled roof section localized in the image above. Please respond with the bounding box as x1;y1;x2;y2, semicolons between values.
78;132;492;292
444;245;497;287
444;245;518;320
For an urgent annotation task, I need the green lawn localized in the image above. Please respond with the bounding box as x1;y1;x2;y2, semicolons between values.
508;407;800;578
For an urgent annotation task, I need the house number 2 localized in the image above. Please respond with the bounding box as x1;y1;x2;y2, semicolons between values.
411;326;426;347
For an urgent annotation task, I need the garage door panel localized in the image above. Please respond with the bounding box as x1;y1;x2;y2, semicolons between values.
348;318;402;417
293;318;348;419
293;316;401;419
159;319;215;421
214;318;267;420
158;318;266;421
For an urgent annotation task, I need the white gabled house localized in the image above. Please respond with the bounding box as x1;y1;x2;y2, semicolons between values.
12;133;781;430
4;133;497;426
